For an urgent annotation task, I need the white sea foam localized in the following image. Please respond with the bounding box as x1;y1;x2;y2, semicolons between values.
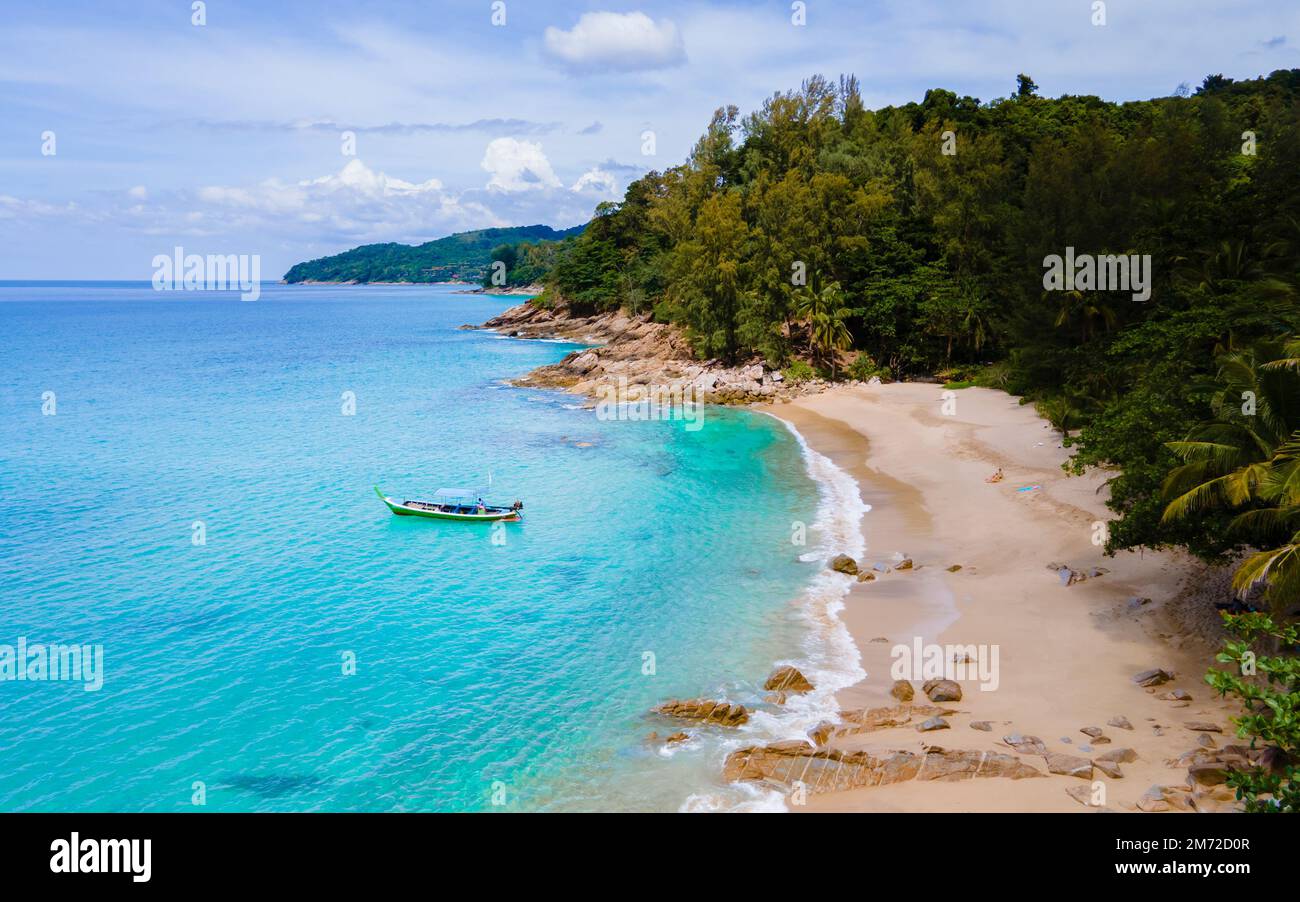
681;411;871;813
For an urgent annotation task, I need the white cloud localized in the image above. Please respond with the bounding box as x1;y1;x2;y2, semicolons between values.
543;12;686;72
570;167;618;196
480;138;563;192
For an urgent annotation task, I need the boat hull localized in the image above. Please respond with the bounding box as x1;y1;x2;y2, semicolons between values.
375;487;521;522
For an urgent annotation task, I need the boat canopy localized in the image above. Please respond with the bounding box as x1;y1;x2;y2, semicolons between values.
434;487;486;500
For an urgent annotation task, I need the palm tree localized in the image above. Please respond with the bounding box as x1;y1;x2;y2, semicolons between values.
810;306;854;378
794;281;853;370
1049;289;1117;343
1161;340;1300;614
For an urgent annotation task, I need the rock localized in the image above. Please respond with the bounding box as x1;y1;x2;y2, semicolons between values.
890;680;915;702
1066;784;1101;807
836;703;953;734
1136;788;1170;812
1184;721;1222;733
808;721;835;746
923;679;962;702
970;721;992;731
665;732;689;744
1188;763;1230;786
896;559;914;571
872;562;891;573
1093;759;1124;779
1058;567;1086;586
1092;735;1111;744
1128;596;1153;608
857;571;876;582
1044;753;1094;779
946;564;962;572
1107;715;1134;731
1160;688;1192;701
1003;734;1049;756
1080;726;1104;738
764;665;814;693
570;352;600;374
918;716;950;732
829;554;859;575
1096;747;1138;764
653;698;749;726
1133;668;1174;687
1088;567;1110;578
1196;733;1216;749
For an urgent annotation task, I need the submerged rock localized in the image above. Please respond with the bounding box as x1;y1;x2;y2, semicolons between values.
653;698;749;726
764;665;814;694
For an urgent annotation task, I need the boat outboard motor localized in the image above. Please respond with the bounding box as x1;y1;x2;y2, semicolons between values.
511;500;523;511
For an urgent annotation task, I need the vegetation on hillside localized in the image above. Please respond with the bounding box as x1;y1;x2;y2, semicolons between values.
282;224;584;283
498;70;1300;564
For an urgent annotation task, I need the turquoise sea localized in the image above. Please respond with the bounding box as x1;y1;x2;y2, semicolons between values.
0;282;865;812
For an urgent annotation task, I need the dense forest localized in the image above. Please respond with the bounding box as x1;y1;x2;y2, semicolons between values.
282;224;585;283
497;70;1300;574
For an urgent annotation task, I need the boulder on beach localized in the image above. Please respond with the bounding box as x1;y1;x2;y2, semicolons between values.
890;679;915;702
1044;752;1093;780
1107;715;1134;731
923;678;962;702
764;665;814;694
652;698;749;726
1096;747;1138;764
917;716;950;732
1133;668;1174;687
1093;759;1124;779
1003;733;1049;756
896;558;914;571
829;554;859;575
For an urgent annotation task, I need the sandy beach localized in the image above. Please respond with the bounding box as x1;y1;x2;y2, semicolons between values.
760;382;1239;813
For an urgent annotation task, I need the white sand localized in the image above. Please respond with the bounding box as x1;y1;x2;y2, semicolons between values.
761;383;1237;812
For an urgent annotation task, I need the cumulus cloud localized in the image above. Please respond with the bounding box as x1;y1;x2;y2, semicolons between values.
480;138;563;192
570;168;618;196
188;159;500;243
543;11;686;72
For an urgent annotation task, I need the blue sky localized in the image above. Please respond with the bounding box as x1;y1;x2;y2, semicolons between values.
1;0;1296;279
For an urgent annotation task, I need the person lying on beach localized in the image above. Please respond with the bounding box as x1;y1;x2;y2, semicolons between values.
985;468;1004;483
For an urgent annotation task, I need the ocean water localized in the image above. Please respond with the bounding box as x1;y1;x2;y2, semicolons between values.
0;281;864;812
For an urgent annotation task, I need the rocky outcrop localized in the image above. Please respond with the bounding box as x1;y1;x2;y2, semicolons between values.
652;698;749;726
765;666;814;693
723;743;1044;793
478;300;831;405
832;703;955;737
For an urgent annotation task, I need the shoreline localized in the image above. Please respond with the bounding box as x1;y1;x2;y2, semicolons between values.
483;298;1246;812
756;384;1240;812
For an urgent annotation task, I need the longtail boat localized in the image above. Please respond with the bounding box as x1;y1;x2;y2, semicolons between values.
374;486;523;522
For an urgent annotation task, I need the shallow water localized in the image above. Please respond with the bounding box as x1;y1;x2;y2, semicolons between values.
0;282;861;812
